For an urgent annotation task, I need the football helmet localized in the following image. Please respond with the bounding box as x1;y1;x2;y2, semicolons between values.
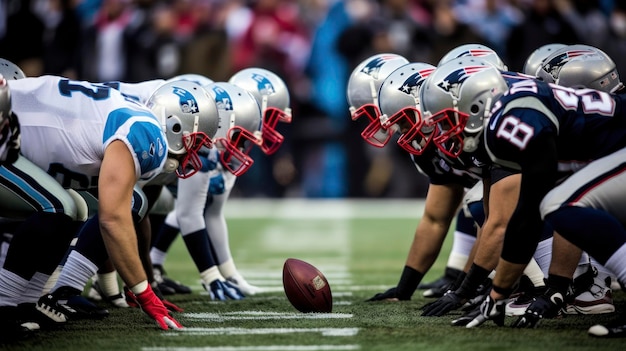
420;57;508;157
146;80;219;178
0;58;25;80
438;44;508;71
205;82;263;176
346;53;409;147
166;73;214;86
522;43;567;76
228;67;291;155
537;44;623;93
378;62;436;155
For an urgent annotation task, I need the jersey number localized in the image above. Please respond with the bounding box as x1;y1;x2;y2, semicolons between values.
58;80;111;100
495;116;534;150
552;85;615;115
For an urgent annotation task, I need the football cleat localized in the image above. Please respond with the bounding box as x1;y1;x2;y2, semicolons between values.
418;267;462;290
38;286;109;321
153;265;192;295
565;283;615;315
88;280;129;308
0;306;36;343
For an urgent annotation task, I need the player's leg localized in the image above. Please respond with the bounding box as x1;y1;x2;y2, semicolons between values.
541;149;626;336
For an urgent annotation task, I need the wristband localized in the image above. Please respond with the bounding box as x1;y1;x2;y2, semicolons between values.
546;274;573;295
396;266;424;300
491;284;513;297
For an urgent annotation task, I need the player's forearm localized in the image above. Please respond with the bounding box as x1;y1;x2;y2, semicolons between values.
100;216;148;288
405;221;449;272
490;259;527;299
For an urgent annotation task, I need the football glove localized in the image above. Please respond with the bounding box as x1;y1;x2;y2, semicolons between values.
151;283;184;312
199;147;220;172
133;284;183;330
366;287;406;302
451;305;482;327
203;280;245;301
466;295;506;328
421;290;466;316
511;289;565;328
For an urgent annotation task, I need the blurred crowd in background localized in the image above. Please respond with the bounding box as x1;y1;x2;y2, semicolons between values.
0;0;624;199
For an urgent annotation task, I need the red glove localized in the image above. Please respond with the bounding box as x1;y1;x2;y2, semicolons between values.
162;299;184;313
124;286;139;308
134;284;184;330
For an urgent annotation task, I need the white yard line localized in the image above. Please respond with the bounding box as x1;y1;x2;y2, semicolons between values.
143;345;360;351
162;327;359;337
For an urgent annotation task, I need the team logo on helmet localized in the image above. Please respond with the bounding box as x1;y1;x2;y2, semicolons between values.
211;86;233;111
542;49;597;80
436;66;490;98
360;55;400;80
251;73;276;95
172;86;199;114
399;69;435;97
454;49;495;59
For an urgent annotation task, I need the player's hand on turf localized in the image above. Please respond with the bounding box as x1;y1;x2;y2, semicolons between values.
451;305;482;326
205;280;245;301
466;295;506;328
511;289;565;328
421;290;465;316
134;284;184;330
151;283;184;312
366;287;404;302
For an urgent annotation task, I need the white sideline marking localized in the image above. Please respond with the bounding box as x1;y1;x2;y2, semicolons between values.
184;311;353;322
163;327;359;337
143;345;360;351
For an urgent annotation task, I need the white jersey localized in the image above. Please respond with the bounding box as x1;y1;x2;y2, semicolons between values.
101;79;166;104
8;76;167;189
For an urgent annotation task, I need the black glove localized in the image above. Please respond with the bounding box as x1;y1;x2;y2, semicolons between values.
466;294;506;328
451;304;482;327
511;289;565;328
421;290;466;316
366;287;407;301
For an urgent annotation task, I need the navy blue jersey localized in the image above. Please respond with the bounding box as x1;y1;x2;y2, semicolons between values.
484;78;626;264
486;79;626;171
410;146;486;189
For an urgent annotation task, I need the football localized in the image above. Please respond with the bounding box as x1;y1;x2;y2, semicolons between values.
282;258;332;313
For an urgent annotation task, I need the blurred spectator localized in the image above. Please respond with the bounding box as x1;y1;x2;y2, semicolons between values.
0;0;45;76
35;0;82;78
603;1;626;76
177;0;232;82
423;1;485;64
123;1;182;82
553;0;609;47
79;0;134;81
504;0;580;72
455;0;523;57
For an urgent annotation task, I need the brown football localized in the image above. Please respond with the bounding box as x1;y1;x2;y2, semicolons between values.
282;258;332;313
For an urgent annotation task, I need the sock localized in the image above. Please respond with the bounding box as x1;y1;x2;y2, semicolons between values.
0;269;29;306
533;237;553;277
200;266;222;284
448;231;474;271
23;272;50;303
52;250;99;293
150;248;168;267
602;244;626;289
523;259;546;287
182;229;217;272
97;271;121;297
218;259;238;279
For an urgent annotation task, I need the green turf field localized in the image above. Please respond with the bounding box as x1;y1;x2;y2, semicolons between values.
5;199;625;351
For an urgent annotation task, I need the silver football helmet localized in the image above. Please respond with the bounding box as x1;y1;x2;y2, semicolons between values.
0;58;25;80
438;43;508;71
420;57;508;157
166;73;214;86
522;43;567;76
378;62;436;155
146;80;219;178
346;53;409;147
537;44;623;93
205;82;263;176
228;67;291;155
